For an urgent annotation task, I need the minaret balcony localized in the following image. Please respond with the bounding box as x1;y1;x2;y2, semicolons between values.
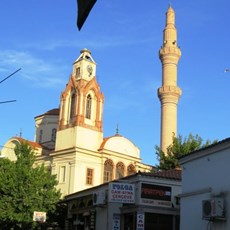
159;46;181;58
158;85;182;103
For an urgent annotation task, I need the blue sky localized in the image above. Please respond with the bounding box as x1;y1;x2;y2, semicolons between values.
0;1;229;166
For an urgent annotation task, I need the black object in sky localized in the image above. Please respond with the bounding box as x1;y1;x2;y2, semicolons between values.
77;0;97;30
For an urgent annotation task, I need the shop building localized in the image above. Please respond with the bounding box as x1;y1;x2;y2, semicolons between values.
65;170;181;230
179;138;230;230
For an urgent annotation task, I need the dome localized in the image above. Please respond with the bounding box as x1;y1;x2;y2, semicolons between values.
99;134;140;158
34;108;59;119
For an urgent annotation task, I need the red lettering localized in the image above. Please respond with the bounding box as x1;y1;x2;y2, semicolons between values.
142;188;166;196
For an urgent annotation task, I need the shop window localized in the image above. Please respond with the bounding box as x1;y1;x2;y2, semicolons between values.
145;213;175;230
86;168;94;185
116;162;125;179
124;213;135;230
103;159;113;183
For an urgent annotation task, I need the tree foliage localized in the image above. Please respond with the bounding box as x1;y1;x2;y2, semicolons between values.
0;141;61;229
156;134;218;170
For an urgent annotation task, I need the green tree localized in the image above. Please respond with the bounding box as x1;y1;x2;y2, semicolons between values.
0;141;61;230
156;133;217;170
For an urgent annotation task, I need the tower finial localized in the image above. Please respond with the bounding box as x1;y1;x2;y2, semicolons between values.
19;128;22;138
116;124;119;135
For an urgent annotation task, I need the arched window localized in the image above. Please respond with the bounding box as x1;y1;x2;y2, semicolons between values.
116;162;125;179
103;159;113;183
76;67;80;77
87;199;93;207
78;201;85;208
70;93;76;121
51;128;57;142
85;94;92;119
127;164;136;176
39;129;43;143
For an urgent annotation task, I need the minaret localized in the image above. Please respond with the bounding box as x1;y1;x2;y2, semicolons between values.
158;6;182;153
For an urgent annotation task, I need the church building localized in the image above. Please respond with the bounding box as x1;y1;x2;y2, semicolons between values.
2;48;153;197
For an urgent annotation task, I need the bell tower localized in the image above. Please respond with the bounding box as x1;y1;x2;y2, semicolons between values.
158;6;182;153
55;48;104;151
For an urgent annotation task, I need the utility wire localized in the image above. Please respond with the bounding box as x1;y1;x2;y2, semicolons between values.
0;68;21;84
0;68;21;104
0;100;16;104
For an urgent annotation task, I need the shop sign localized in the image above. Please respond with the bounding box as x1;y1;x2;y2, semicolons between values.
109;182;135;203
136;212;144;230
112;213;120;230
140;183;172;207
33;211;46;223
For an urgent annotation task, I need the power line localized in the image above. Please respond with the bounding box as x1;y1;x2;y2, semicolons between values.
0;68;21;84
0;100;16;104
0;68;21;104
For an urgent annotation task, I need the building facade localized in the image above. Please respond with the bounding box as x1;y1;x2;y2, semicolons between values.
2;48;153;197
65;170;181;230
179;138;230;230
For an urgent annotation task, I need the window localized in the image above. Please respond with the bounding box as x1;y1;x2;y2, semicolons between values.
59;166;66;183
116;162;125;179
127;164;136;176
103;159;113;183
86;168;94;185
51;128;57;142
76;67;80;77
39;129;43;143
85;94;92;119
70;93;76;121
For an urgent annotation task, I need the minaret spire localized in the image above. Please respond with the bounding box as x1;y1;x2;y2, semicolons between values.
158;6;182;153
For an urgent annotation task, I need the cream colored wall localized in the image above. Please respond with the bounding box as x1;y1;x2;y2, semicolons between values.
72;51;96;82
55;126;103;151
51;149;104;196
52;142;153;197
2;138;44;161
1;140;18;161
135;161;153;172
34;115;58;143
53;162;71;196
72;152;103;192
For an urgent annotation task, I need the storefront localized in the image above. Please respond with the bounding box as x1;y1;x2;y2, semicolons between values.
65;170;181;230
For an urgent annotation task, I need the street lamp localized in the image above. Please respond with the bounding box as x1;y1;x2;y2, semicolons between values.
224;69;230;72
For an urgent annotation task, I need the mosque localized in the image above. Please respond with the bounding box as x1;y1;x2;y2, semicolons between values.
1;5;181;198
